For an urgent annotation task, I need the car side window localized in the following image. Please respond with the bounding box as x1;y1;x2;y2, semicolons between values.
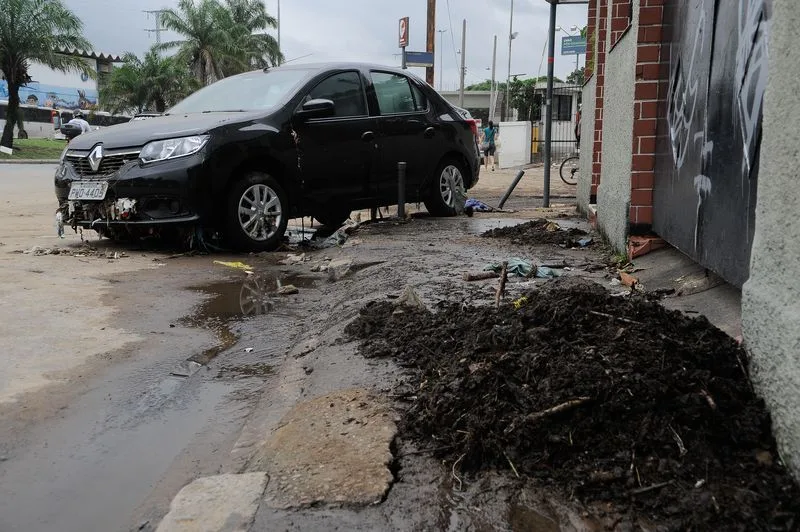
307;71;367;118
371;72;423;115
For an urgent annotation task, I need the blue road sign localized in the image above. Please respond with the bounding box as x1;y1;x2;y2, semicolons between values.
561;35;587;55
405;51;434;67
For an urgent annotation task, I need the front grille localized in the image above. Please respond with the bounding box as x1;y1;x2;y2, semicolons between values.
66;152;140;177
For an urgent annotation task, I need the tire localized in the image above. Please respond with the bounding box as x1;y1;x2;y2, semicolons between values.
424;158;467;217
225;172;288;252
314;209;351;228
559;156;580;185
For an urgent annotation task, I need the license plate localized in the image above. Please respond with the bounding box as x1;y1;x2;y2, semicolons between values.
68;181;108;201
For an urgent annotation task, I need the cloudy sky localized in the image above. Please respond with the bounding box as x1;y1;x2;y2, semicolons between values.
64;0;588;89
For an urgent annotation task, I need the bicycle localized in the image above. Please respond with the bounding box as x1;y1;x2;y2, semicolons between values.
559;154;579;185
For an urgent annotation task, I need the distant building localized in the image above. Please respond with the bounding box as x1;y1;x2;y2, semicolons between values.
0;48;122;111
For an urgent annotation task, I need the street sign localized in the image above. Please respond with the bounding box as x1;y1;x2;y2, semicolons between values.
561;35;587;55
399;17;409;48
405;51;434;67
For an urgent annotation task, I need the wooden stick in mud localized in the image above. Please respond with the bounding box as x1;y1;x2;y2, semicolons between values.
495;261;508;308
462;271;499;282
525;397;592;424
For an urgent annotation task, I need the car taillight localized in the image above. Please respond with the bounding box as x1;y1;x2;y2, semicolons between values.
466;119;479;138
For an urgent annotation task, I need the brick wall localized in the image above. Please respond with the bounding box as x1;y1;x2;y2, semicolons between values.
610;0;633;49
590;0;608;203
585;0;597;79
629;0;666;230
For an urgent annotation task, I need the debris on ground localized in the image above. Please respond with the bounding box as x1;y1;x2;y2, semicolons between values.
463;271;499;282
326;259;353;282
18;244;128;259
279;253;307;265
483;219;593;248
465;198;494;212
277;284;299;296
394;285;425;310
345;283;800;530
213;260;252;271
484;257;534;277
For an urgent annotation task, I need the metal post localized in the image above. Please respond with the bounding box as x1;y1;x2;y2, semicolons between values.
401;47;407;69
504;0;514;120
397;162;407;219
498;170;525;209
437;29;447;90
543;0;557;208
458;19;466;107
490;35;497;122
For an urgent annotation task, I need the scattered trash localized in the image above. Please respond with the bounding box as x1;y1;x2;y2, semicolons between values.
277;284;299;295
170;360;203;377
279;253;307;265
303;366;314;375
535;266;563;279
484;257;534;277
577;237;593;247
512;296;529;309
619;271;638;288
213;260;252;271
609;278;622;287
465;198;493;212
394;285;426;310
55;211;65;238
245;347;254;353
483;218;590;248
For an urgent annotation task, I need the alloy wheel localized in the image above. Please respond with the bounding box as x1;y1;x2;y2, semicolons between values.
238;184;283;241
439;165;465;207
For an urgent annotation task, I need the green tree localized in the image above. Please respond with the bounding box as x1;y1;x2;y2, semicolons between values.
100;47;198;115
0;0;92;149
566;67;585;85
223;0;282;73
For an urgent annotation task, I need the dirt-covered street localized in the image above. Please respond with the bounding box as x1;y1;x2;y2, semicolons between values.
0;163;796;531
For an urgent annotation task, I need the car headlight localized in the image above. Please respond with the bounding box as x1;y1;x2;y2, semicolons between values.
139;135;209;164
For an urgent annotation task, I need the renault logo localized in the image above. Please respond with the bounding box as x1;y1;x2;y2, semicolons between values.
88;145;103;173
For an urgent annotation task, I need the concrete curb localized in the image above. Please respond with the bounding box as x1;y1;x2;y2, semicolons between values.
0;159;60;165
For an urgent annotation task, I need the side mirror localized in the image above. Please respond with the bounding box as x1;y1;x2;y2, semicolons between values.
295;99;335;120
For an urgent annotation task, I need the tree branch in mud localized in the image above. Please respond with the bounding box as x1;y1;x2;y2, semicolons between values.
495;261;508;308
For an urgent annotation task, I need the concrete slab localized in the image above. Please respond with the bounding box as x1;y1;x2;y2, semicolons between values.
248;388;396;509
155;473;268;532
629;246;742;338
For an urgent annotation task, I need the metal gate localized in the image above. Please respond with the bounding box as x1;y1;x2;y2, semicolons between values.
530;84;582;164
654;0;769;287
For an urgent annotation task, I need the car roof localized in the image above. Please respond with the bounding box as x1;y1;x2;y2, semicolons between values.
262;62;429;85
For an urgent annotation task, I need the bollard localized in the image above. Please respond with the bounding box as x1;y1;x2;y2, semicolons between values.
397;161;407;219
498;170;525;209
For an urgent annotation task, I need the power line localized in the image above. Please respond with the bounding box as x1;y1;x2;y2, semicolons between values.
143;9;166;47
445;0;458;80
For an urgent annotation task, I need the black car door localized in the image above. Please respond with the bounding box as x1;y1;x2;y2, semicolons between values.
369;71;439;202
293;70;378;207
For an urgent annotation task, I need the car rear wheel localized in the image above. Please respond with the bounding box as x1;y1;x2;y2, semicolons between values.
225;172;288;251
424;158;466;217
314;208;351;228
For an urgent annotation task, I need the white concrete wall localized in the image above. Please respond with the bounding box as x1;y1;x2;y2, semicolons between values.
0;118;60;138
742;0;800;480
597;0;639;252
578;76;596;211
497;121;531;169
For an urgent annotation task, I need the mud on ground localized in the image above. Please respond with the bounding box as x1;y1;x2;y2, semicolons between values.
346;282;800;531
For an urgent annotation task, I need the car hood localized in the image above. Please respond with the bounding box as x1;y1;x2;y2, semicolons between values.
67;111;266;150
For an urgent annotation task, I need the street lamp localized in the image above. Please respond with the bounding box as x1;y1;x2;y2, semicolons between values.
437;29;447;91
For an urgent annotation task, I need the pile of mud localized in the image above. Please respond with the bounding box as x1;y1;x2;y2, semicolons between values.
346;283;800;530
482;218;589;247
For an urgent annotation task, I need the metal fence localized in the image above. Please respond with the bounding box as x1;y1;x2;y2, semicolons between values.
529;84;582;164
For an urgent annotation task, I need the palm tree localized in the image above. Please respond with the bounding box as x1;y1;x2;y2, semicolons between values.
223;0;282;73
0;0;92;149
100;47;198;115
160;0;234;85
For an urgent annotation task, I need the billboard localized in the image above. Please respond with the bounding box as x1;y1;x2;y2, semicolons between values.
561;35;587;55
405;51;434;67
399;17;409;48
0;80;98;110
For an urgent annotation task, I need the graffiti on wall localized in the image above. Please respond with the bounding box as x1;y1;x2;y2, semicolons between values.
0;80;98;110
656;0;770;287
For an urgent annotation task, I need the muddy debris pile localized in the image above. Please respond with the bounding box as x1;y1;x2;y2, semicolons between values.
345;283;800;530
482;218;591;248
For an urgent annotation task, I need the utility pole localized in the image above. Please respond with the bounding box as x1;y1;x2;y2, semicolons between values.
504;0;514;121
426;0;436;86
490;35;497;122
437;29;447;91
458;19;466;107
277;0;281;63
144;10;165;48
543;1;557;208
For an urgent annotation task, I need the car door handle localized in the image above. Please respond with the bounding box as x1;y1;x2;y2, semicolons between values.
361;131;375;142
424;127;435;138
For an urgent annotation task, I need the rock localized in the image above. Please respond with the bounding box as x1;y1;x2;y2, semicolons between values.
248;388;396;509
155;472;268;532
277;284;299;296
326;259;353;282
170;360;202;377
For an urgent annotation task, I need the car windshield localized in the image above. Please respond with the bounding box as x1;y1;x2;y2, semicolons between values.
167;69;311;114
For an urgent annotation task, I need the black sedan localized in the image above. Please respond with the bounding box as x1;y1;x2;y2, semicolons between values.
55;62;481;251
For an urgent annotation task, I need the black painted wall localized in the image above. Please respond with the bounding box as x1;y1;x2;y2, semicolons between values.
654;0;769;287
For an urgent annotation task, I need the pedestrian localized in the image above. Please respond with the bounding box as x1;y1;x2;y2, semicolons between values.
67;109;91;134
483;120;497;171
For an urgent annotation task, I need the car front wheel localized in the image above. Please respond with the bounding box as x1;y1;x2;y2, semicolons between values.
424;158;466;216
225;172;288;251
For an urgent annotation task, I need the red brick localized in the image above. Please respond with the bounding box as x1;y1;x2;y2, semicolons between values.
631;171;655;189
645;0;665;5
611;18;629;32
633;118;657;136
631;206;654;224
638;135;657;153
639;6;664;25
637;44;660;63
634;102;641;119
638;26;663;43
635;81;659;100
631;188;653;206
632;154;655;171
640;101;659;119
592;162;602;175
639;63;661;80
